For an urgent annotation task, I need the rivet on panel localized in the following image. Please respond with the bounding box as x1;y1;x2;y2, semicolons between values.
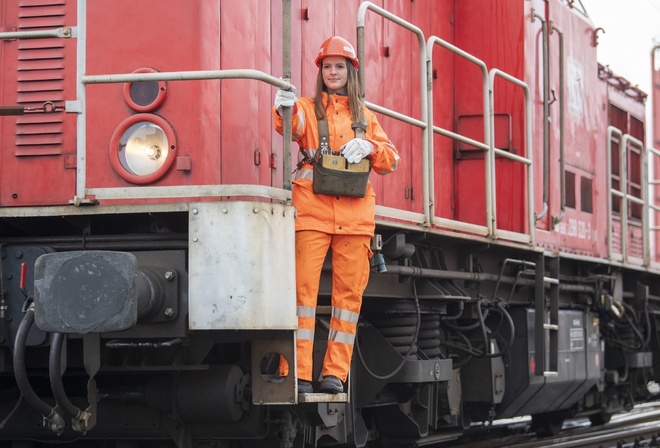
222;208;228;214
192;208;198;214
193;237;199;242
253;207;259;213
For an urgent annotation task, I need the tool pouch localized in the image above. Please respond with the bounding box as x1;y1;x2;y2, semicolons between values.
312;154;371;198
311;118;371;197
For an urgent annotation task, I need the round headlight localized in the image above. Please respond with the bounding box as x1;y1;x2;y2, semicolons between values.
120;122;168;175
109;114;176;184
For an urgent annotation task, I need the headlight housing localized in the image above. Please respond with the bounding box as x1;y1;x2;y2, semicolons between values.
109;114;177;184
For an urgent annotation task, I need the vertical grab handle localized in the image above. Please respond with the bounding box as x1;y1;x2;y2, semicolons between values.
281;0;293;194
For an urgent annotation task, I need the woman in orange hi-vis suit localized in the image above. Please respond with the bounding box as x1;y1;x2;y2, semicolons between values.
273;36;400;394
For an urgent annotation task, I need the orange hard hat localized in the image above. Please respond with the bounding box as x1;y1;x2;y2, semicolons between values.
315;36;359;69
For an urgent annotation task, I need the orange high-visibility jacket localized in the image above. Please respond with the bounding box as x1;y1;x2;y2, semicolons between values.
273;92;400;236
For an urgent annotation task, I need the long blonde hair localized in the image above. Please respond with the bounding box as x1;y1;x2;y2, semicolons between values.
313;58;364;126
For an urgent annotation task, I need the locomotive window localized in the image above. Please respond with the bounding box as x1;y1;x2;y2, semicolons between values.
565;171;576;209
580;176;593;213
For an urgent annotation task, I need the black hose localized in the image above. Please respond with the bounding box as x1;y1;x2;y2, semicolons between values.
476;299;490;355
440;301;515;359
13;306;64;431
49;333;82;418
356;281;422;381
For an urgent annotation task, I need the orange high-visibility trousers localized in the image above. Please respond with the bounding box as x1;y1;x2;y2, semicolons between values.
295;230;371;382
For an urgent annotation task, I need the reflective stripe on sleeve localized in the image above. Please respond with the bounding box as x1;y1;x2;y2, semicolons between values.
295;169;313;181
292;109;306;140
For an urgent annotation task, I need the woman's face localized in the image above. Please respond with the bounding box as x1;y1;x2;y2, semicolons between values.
321;56;348;93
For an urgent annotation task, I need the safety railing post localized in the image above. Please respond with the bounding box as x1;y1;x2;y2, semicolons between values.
75;0;88;205
606;126;623;261
489;69;534;245
621;134;646;266
650;147;660;269
550;22;566;227
531;9;549;222
281;0;292;195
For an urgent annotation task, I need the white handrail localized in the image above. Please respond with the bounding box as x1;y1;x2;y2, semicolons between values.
357;1;430;226
489;69;535;245
426;36;492;237
606;127;650;266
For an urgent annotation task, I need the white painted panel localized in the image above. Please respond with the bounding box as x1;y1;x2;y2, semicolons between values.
189;201;297;329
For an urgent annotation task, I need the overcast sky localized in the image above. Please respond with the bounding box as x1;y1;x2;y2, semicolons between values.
579;0;660;143
580;0;660;96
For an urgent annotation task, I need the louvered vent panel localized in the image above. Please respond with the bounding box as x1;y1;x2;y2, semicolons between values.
15;1;67;156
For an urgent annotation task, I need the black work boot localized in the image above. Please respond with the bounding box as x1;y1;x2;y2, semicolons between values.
319;375;343;394
297;379;313;394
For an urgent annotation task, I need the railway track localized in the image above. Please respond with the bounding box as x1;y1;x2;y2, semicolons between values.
423;402;660;448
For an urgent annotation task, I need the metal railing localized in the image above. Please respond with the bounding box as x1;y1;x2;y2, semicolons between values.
607;126;650;266
427;36;492;238
488;70;534;245
424;37;534;244
357;2;430;226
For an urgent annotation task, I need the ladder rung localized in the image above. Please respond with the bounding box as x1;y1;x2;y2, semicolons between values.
543;276;559;285
543;323;559;331
543;371;558;377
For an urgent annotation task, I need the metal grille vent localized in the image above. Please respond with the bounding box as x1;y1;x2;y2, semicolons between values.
15;0;67;156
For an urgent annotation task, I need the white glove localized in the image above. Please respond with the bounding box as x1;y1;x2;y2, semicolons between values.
274;87;297;112
340;138;374;164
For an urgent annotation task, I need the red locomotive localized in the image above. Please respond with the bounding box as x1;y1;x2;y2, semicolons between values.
0;0;659;446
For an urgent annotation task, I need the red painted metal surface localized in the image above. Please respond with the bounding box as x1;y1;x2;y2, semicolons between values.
0;0;77;206
0;0;655;266
452;0;526;233
534;0;606;258
85;0;223;190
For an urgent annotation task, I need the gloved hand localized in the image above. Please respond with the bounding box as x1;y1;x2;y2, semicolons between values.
274;87;297;112
340;138;374;164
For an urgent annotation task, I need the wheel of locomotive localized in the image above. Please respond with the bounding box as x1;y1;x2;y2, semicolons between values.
588;409;612;426
530;413;564;437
